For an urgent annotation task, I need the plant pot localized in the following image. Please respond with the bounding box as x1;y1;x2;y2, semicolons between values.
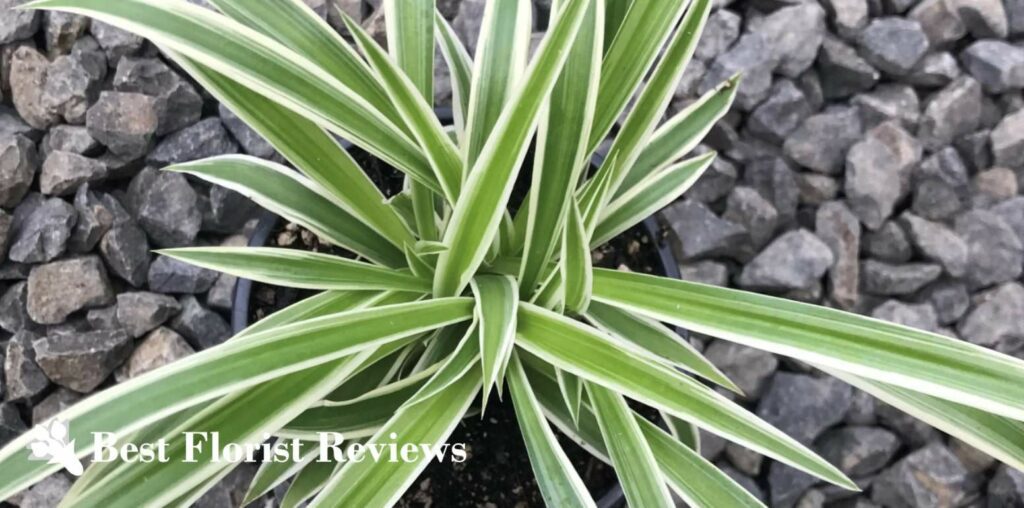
229;111;686;507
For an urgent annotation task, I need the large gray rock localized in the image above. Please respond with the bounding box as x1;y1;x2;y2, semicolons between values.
31;388;81;425
694;9;741;62
99;222;150;287
816;201;860;309
115;291;181;339
703;341;778;400
872;299;940;332
39;37;106;125
0;209;10;258
42;11;89;57
757;3;828;78
743;157;801;225
9;46;59;129
147;255;218;294
217;104;276;160
662;200;749;261
0;134;36;208
816;426;900;477
919;280;970;325
739;229;834;291
130;168;201;248
33;329;132;392
957;283;1024;353
949;0;1009;38
872;444;969;508
700;31;776;110
0;281;38;334
757;372;853;445
26;256;114;324
0;402;25;447
0;0;40;44
821;0;870;38
43;125;99;156
866;121;922;198
1011;0;1024;36
89;21;144;64
199;185;258;234
917;76;983;151
39;151;106;196
955;210;1023;289
784;107;863;174
911;147;970;220
169;295;231;350
115;327;193;381
962;40;1024;94
69;184;117;253
4;330;49;401
723;186;778;249
147;117;238;167
85;91;159;159
746;80;812;144
860;259;942;296
910;0;967;47
864;221;913;263
853;86;921;130
686;156;738;203
844;137;901;229
8;196;76;264
991;197;1024;245
856;17;929;76
900;213;968;277
971;167;1017;208
817;36;880;99
991;109;1024;168
907;51;960;88
988;465;1024;507
113;58;203;135
767;463;819;508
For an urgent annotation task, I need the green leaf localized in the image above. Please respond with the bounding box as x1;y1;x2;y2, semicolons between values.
592;268;1024;421
557;369;584;425
638;417;765;508
244;440;319;505
61;354;370;508
386;0;435;101
592;152;715;247
826;369;1024;472
618;75;739;195
507;354;595;508
588;0;694;150
433;0;593;297
159;247;431;293
462;0;532;169
585;300;737;392
308;372;481;507
470;275;519;408
435;12;473;141
581;0;713;210
168;156;406;267
206;0;403;128
661;411;701;452
515;303;855;489
587;381;674;508
562;201;593;314
27;0;432;184
282;459;339;508
518;0;603;294
170;56;416;247
0;298;473;501
404;244;435;279
602;0;632;52
525;358;767;508
404;322;480;408
344;11;462;204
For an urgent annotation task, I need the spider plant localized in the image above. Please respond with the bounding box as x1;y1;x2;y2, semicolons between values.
1;0;1023;506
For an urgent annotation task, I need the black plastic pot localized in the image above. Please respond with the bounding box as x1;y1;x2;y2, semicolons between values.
229;111;684;508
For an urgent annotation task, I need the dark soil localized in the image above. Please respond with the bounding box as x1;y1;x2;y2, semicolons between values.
239;145;677;507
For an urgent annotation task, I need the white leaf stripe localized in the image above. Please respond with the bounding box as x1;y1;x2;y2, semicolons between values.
471;275;519;408
27;0;433;186
515;303;855;489
588;381;675;508
168;156;406;267
508;354;596;508
0;299;473;501
592;268;1024;422
159;247;431;293
169;56;419;246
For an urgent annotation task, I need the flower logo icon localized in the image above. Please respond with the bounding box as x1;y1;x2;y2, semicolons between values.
26;420;84;476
